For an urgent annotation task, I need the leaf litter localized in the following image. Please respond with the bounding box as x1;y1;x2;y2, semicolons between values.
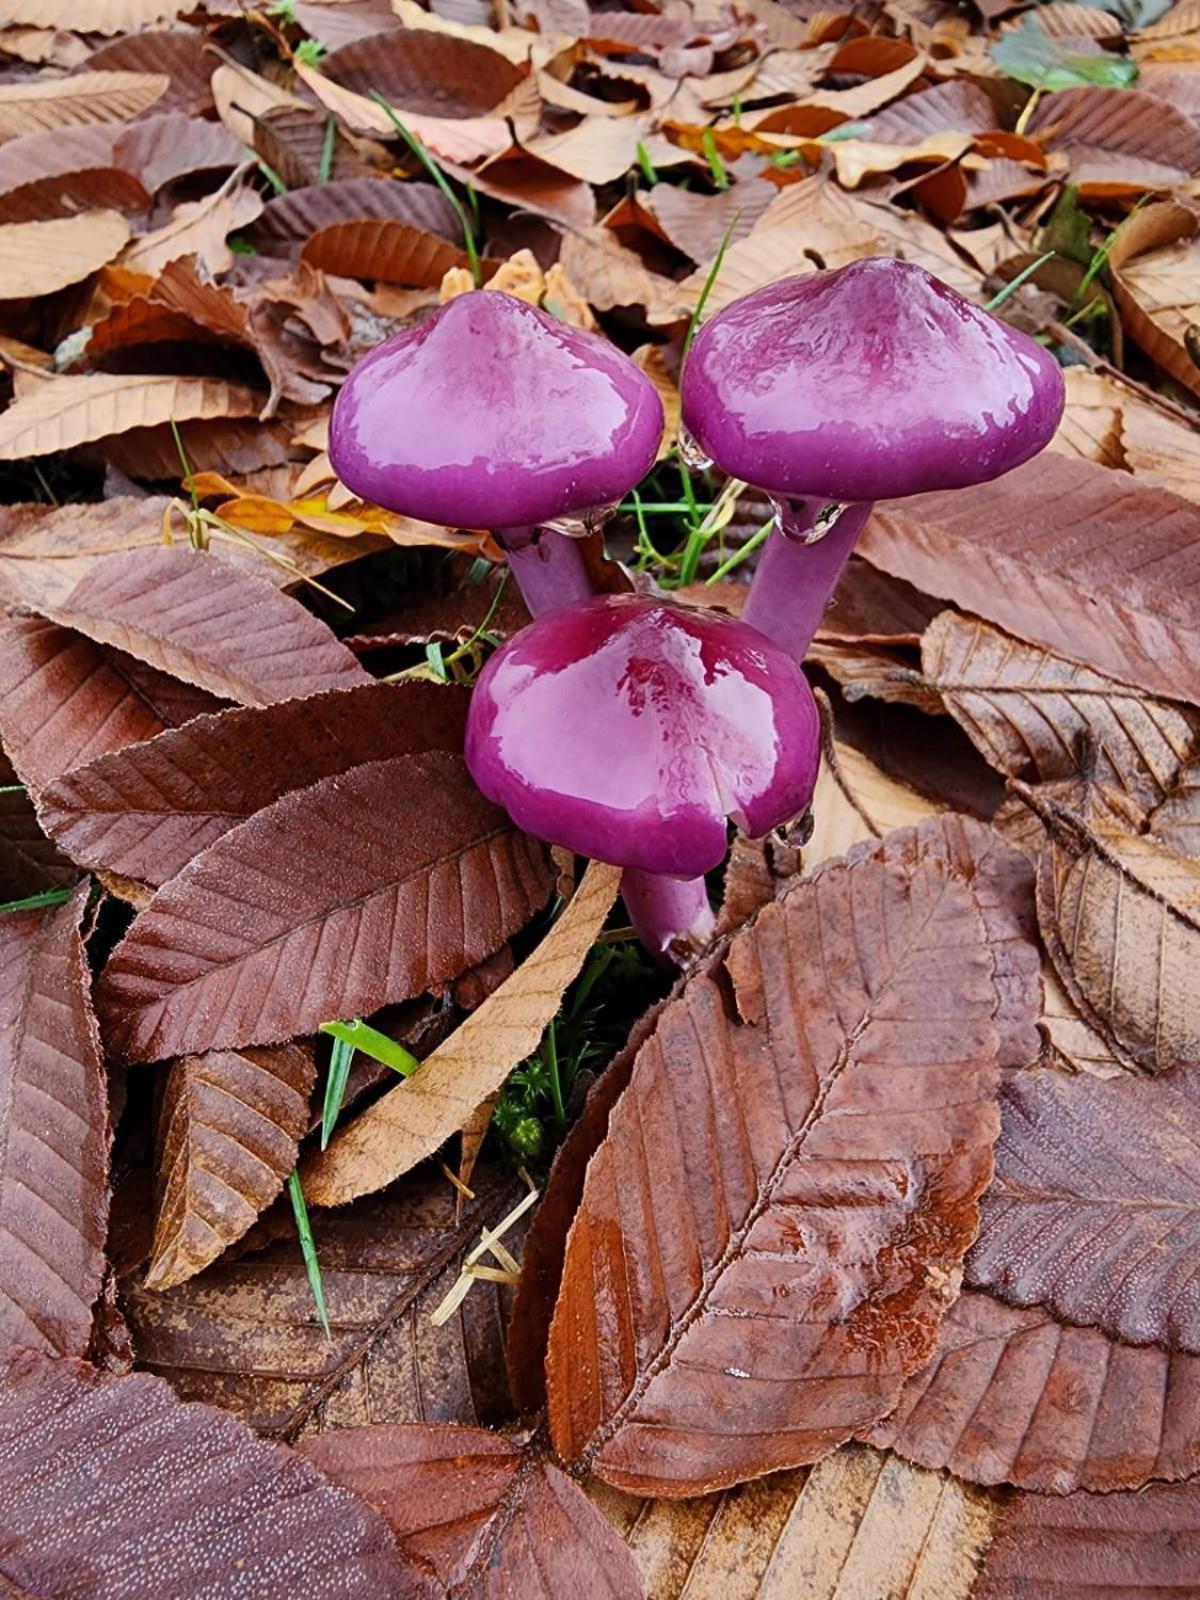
0;0;1198;1590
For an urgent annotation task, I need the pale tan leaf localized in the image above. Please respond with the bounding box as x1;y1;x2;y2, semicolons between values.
1049;367;1127;466
0;70;167;141
1041;965;1128;1077
556;225;684;315
293;60;514;164
0;0;176;26
0;374;262;460
0;211;129;300
595;1445;997;1600
121;176;265;277
1121;402;1200;502
923;610;1200;812
303;859;621;1207
146;1043;317;1292
526;117;649;184
804;740;941;873
1109;199;1200;400
632;344;678;461
211;59;306;148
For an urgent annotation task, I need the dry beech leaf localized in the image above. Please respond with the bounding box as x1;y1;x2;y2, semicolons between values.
0;0;177;31
862;452;1200;709
1040;963;1126;1077
38;682;468;888
968;1065;1200;1350
121;176;265;278
803;739;941;872
39;548;369;709
596;1443;997;1600
1150;766;1200;857
146;1042;317;1292
923;609;1200;812
113;112;241;193
302;858;620;1206
1030;88;1200;195
556;225;682;315
0;210;130;299
809;638;941;712
87;32;218;119
0;780;75;902
976;1476;1200;1600
251;177;460;255
0;70;167;141
301;1424;642;1600
0;373;262;460
642;179;774;264
323;27;527;117
546;831;1008;1496
301;218;480;286
128;1165;525;1439
1050;366;1129;468
0;615;224;794
1033;796;1200;1074
1122;403;1200;503
0;886;107;1357
865;1288;1200;1492
1108;198;1200;401
0;126;150;224
98;751;552;1062
0;1348;414;1597
294;60;515;165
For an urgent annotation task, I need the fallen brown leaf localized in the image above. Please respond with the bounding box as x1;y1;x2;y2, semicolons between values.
866;1288;1200;1492
121;173;265;277
87;31;218;118
38;682;467;888
862;452;1200;709
0;373;263;460
1122;403;1200;502
0;1348;415;1595
0;210;129;299
0;124;148;222
0;0;176;31
0;69;167;141
301;1423;642;1600
1030;87;1200;196
251;176;460;256
302;857;619;1206
803;740;941;871
129;1164;525;1438
302;218;480;287
111;111;242;193
1108;198;1200;401
97;751;552;1061
323;27;528;117
1050;365;1127;466
294;60;516;166
38;548;369;708
0;775;75;902
145;1043;317;1293
0;886;107;1358
968;1064;1200;1348
546;833;1007;1495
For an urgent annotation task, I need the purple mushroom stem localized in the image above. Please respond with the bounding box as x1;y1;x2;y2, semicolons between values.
465;593;821;964
740;498;873;661
619;867;715;962
681;257;1065;664
495;526;594;618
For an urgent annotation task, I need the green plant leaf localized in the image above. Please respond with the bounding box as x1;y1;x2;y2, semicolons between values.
991;17;1138;91
319;1018;419;1077
320;1035;356;1150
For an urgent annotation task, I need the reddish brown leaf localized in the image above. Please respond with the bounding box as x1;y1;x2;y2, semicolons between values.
642;180;774;264
323;28;527;117
38;682;468;887
302;217;480;286
976;1478;1200;1600
0;886;107;1356
112;111;243;193
0;616;224;794
301;1424;642;1600
968;1066;1200;1350
84;30;217;116
865;1289;1200;1493
97;751;551;1061
39;548;370;708
546;827;1009;1496
250;177;461;256
861;453;1200;708
146;1042;317;1292
0;124;149;223
1030;86;1200;194
0;1349;416;1596
0;782;75;901
128;1164;525;1438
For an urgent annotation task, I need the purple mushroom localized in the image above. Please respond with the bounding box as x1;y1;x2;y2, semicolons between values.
466;592;821;960
329;289;664;618
680;257;1065;661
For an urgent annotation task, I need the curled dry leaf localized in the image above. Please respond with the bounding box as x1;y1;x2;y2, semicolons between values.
923;609;1200;812
0;1348;415;1597
113;111;239;192
969;1065;1200;1350
803;739;942;872
546;832;1008;1496
1033;794;1200;1074
977;1476;1200;1600
129;1165;525;1439
38;682;468;888
1108;198;1200;401
0;125;150;222
596;1444;997;1600
0;210;129;299
120;175;266;278
0;615;224;794
302;858;621;1206
0;886;107;1358
0;70;167;141
146;1042;317;1292
301;1424;642;1600
862;452;1200;708
39;548;369;708
865;1289;1200;1492
0;373;263;460
98;751;553;1062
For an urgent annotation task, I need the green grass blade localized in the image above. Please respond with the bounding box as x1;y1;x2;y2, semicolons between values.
984;250;1056;313
318;114;337;184
682;210;741;361
1;887;72;915
705;513;775;583
320;1035;355;1150
369;92;481;286
319;1018;419;1076
287;1171;331;1338
256;159;288;195
701;128;729;190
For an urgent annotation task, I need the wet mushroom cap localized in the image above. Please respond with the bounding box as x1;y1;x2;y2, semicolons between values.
465;594;821;878
681;258;1066;502
329;290;665;530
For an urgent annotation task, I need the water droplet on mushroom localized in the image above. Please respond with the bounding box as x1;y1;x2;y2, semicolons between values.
805;501;849;544
539;512;595;540
677;425;712;471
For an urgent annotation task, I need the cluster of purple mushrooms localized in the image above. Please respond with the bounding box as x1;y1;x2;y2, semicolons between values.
330;258;1066;962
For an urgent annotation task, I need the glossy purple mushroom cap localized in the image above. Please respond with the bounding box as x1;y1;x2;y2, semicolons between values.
681;258;1065;502
465;594;821;877
329;290;664;530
